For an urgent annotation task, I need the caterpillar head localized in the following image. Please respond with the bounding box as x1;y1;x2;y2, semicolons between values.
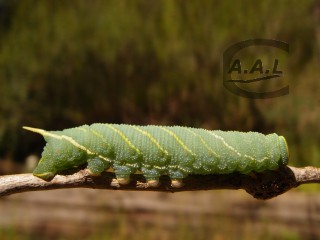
279;136;289;165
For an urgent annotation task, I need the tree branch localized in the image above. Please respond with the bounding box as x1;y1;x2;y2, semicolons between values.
0;166;319;199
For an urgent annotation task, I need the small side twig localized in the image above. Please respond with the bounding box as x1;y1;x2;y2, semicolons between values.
0;166;319;199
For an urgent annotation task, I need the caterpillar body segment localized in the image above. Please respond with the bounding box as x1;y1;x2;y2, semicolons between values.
23;124;289;188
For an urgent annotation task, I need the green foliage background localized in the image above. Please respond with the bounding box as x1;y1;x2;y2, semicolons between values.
0;0;319;167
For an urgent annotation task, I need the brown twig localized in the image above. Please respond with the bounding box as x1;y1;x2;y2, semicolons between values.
0;166;319;199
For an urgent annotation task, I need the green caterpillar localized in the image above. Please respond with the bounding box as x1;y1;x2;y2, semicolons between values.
23;124;289;188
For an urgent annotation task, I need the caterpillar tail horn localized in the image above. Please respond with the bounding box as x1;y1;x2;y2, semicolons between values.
23;126;47;136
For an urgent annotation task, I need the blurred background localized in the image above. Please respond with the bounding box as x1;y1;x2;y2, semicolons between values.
0;0;320;239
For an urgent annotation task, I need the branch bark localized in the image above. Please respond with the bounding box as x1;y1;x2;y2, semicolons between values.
0;166;319;199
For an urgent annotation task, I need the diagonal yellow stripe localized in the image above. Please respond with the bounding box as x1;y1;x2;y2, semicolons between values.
105;124;141;154
185;128;220;158
89;128;111;148
23;126;94;153
68;127;110;162
207;130;241;157
23;126;109;162
159;126;195;156
131;126;168;155
207;130;263;162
